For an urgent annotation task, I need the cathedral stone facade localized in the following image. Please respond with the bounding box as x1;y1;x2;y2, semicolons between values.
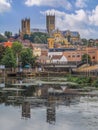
46;14;55;34
21;18;30;35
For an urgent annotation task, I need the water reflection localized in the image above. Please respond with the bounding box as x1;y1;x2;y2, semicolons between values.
0;77;80;123
22;102;31;119
47;97;56;124
0;77;98;130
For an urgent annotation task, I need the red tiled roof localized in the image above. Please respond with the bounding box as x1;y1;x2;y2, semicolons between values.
4;41;12;48
51;55;63;60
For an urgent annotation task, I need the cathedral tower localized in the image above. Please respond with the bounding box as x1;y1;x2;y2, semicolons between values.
46;14;55;34
21;18;30;35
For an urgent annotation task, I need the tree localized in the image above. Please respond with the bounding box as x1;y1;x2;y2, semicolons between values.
40;35;47;43
12;42;23;55
0;45;5;62
82;54;91;63
29;33;34;42
30;56;38;67
81;38;88;45
4;31;12;38
20;48;33;67
29;32;49;43
93;79;98;88
23;34;30;40
0;34;7;42
12;42;23;66
34;36;42;43
1;47;16;68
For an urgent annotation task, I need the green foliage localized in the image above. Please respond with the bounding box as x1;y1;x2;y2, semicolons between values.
1;47;16;68
0;45;5;62
20;48;33;67
12;42;23;55
0;34;7;42
82;53;91;63
92;80;98;88
34;36;42;43
67;76;92;86
12;42;23;66
4;31;12;38
81;38;88;45
30;56;38;67
23;34;30;40
23;32;49;44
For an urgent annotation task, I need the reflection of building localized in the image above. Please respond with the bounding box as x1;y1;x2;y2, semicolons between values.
47;97;56;124
22;102;31;119
0;77;5;87
46;14;55;34
21;18;30;35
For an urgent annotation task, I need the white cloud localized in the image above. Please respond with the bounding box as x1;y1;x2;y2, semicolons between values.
0;0;11;13
40;9;98;38
89;5;98;26
75;0;87;8
25;0;72;10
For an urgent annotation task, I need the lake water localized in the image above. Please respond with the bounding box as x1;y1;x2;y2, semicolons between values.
0;77;98;130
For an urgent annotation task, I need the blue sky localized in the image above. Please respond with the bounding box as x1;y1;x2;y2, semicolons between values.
0;0;98;39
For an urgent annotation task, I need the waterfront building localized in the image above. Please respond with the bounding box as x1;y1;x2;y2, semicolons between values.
37;55;51;64
48;47;98;63
51;55;68;63
33;48;41;57
32;44;48;56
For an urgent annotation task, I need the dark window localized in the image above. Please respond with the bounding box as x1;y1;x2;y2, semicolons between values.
77;55;80;57
72;55;75;57
92;56;95;59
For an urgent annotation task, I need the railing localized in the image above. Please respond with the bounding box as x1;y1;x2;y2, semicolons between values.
41;62;78;66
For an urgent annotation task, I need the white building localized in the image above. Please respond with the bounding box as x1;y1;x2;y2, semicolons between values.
51;55;68;63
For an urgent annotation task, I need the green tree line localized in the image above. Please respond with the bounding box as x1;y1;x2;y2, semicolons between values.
0;42;37;69
23;32;49;44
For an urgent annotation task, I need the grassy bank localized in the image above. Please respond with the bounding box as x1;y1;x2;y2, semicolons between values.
67;75;98;88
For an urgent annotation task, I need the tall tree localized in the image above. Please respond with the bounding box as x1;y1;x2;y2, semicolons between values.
0;45;5;62
12;42;23;66
82;54;91;63
34;36;42;43
0;34;7;42
1;47;16;68
29;32;49;43
20;48;33;67
4;31;12;38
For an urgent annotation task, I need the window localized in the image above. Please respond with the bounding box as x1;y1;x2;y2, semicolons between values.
92;56;95;59
72;55;75;57
68;55;71;58
77;55;80;57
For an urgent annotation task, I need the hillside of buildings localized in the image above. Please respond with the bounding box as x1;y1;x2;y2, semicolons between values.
1;15;98;75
